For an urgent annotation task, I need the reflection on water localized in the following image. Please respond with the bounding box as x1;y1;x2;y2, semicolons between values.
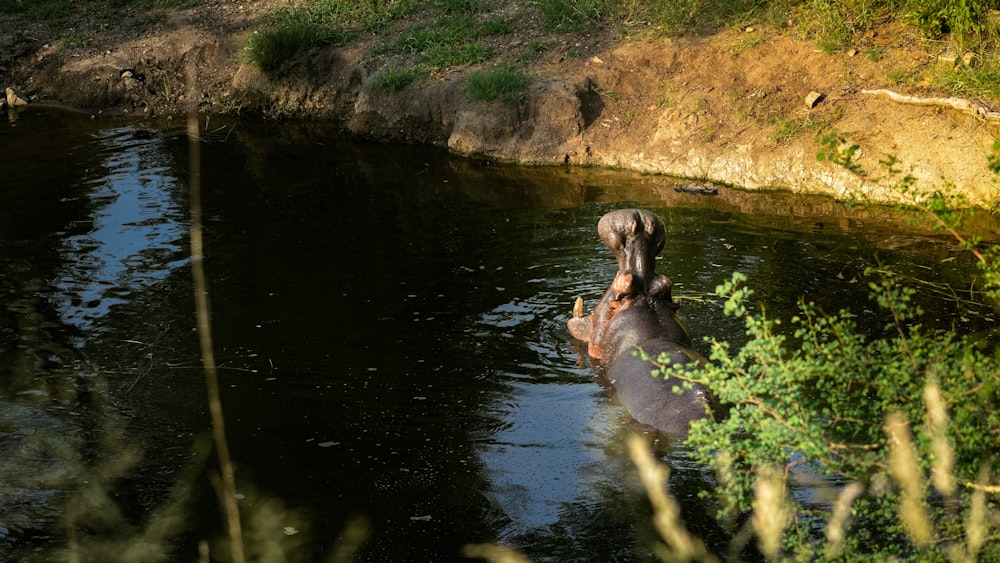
0;109;997;561
52;127;187;338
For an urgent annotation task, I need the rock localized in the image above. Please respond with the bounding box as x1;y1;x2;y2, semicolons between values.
589;56;604;64
6;87;28;106
449;81;585;163
847;48;858;57
805;91;824;108
962;51;976;67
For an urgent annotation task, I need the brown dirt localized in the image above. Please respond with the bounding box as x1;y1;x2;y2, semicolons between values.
3;1;999;207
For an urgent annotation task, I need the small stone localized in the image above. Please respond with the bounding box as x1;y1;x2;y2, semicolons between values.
962;51;976;67
745;26;755;33
6;87;28;107
589;56;604;64
805;91;824;108
847;48;858;57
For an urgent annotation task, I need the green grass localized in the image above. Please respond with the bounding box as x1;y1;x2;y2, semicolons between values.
0;0;74;22
243;0;417;72
62;31;90;48
481;16;512;35
467;65;531;104
371;65;422;92
805;0;854;53
9;0;1000;106
730;32;764;54
389;15;494;68
244;20;349;73
535;0;607;31
435;0;478;13
516;41;549;63
935;57;1000;101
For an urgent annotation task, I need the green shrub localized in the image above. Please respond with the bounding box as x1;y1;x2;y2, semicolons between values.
908;0;993;39
243;20;348;73
466;65;531;103
644;135;1000;559
647;265;1000;557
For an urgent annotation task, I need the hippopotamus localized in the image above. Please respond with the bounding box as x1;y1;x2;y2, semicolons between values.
568;209;719;434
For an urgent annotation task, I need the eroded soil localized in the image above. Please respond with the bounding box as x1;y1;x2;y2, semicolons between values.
3;1;998;206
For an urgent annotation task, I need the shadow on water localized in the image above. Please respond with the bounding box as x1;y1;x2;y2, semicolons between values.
0;108;998;561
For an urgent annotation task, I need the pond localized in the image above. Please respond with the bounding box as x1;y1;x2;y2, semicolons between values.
1;108;996;561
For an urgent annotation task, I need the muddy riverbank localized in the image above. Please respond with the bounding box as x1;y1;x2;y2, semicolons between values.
3;0;998;207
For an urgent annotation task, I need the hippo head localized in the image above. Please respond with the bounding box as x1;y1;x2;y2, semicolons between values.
569;209;682;360
597;208;666;300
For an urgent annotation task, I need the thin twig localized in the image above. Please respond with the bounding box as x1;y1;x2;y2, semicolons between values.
187;60;245;563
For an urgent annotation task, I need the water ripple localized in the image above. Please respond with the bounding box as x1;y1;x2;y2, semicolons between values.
50;128;187;339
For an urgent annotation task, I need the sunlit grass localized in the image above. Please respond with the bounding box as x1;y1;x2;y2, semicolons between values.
934;56;1000;102
395;16;491;68
243;0;416;72
467;65;531;104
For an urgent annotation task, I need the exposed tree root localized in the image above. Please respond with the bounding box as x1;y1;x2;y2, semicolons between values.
861;88;1000;123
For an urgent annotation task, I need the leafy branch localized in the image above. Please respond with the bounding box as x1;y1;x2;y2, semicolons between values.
642;136;1000;559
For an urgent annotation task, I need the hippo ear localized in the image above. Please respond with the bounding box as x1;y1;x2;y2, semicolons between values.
653;227;665;255
640;210;666;255
648;274;672;298
598;213;626;252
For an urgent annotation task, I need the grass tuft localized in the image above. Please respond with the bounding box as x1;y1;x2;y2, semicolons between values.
61;31;91;48
243;0;416;72
935;57;1000;101
371;65;422;92
394;15;491;68
535;0;605;31
467;65;531;104
244;20;348;73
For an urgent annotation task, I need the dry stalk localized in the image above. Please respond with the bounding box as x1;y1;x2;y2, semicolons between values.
187;61;245;563
626;434;717;562
824;481;864;558
751;465;790;559
328;515;371;562
965;463;992;559
923;375;956;499
461;543;533;563
884;412;934;546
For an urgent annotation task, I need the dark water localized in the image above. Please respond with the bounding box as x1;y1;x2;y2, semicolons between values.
1;108;996;562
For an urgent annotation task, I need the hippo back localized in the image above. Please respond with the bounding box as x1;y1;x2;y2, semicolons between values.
602;302;719;434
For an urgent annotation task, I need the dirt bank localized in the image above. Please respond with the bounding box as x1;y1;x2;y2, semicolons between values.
3;1;999;208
